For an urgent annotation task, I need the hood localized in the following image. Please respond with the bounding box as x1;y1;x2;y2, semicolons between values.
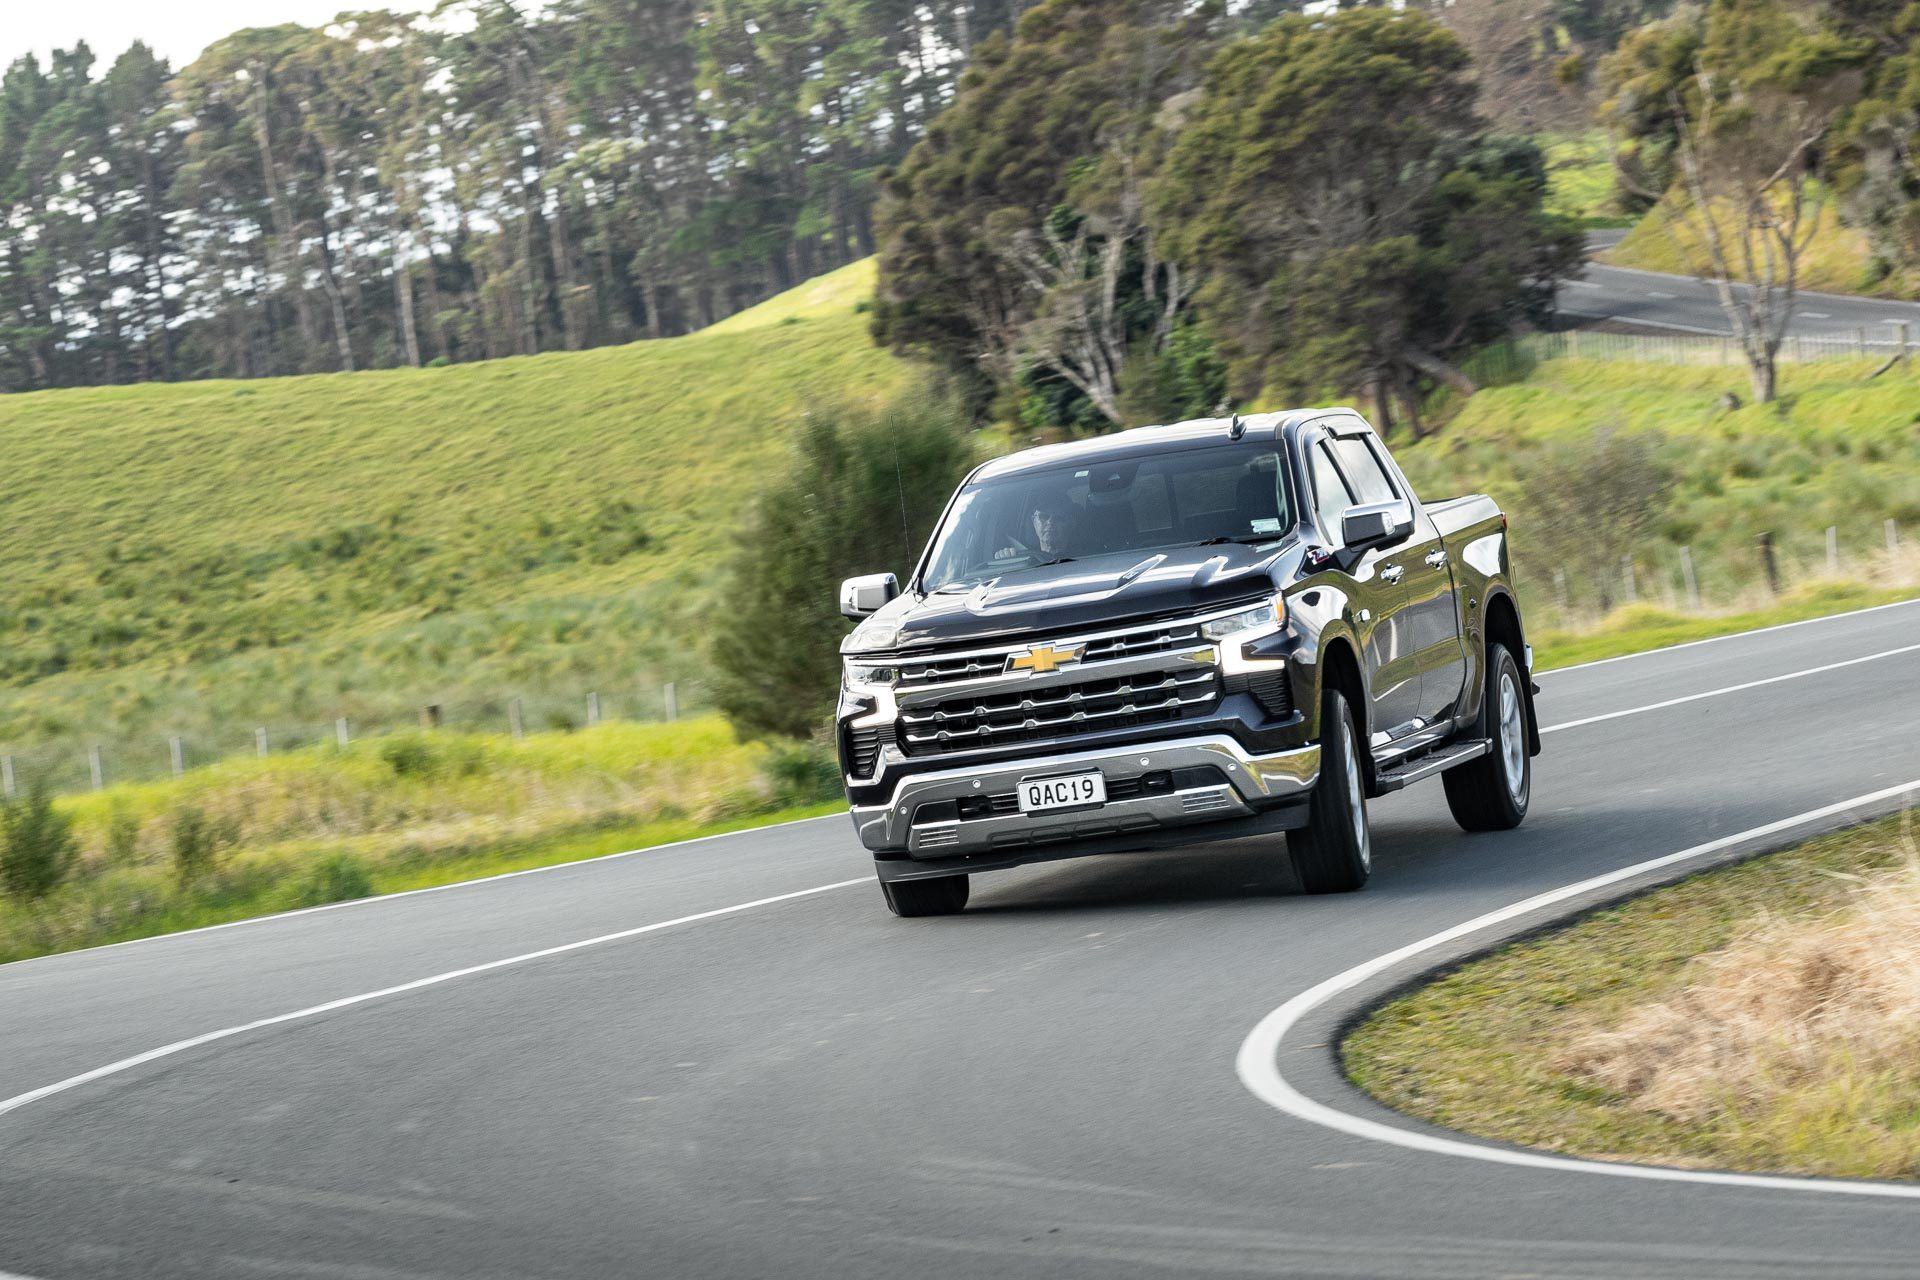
855;541;1298;652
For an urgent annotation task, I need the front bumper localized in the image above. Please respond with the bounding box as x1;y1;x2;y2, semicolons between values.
850;733;1320;879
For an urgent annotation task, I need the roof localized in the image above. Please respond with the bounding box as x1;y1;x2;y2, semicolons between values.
970;409;1351;483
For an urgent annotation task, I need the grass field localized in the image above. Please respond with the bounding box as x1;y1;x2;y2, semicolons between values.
0;260;900;780
1605;193;1920;300
0;714;841;964
1396;356;1920;617
1345;811;1920;1180
1542;132;1631;227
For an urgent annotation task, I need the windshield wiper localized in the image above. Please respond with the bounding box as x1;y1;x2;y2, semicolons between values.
1030;556;1077;569
1184;534;1281;547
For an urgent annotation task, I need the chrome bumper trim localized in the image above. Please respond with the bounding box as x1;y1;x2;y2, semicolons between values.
849;734;1320;856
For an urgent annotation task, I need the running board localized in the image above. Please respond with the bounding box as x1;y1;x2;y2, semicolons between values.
1372;739;1490;794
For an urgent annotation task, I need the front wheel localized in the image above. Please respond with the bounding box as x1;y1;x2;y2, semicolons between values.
880;873;970;917
1288;687;1372;894
1442;642;1532;832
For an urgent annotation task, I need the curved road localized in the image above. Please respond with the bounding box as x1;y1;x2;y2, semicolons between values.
4;600;1920;1279
1561;230;1920;343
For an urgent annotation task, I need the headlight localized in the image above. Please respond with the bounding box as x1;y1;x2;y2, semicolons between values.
1201;598;1284;640
844;659;899;687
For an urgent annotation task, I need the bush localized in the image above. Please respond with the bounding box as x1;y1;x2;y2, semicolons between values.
1;783;78;901
289;853;375;906
762;742;842;808
171;805;227;886
711;386;977;738
106;803;142;866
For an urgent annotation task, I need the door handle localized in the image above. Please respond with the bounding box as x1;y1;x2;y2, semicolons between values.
1380;563;1404;585
1424;549;1448;568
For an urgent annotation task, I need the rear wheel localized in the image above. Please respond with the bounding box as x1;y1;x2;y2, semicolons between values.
1443;642;1531;832
880;873;970;917
1288;687;1372;894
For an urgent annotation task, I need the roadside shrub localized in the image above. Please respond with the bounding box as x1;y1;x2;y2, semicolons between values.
762;741;841;808
106;803;142;866
1511;427;1675;613
288;853;375;906
381;735;436;778
171;805;226;886
1;783;79;902
711;385;976;739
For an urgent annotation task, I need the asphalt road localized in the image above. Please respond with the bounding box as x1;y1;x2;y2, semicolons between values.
1561;230;1920;343
5;599;1920;1279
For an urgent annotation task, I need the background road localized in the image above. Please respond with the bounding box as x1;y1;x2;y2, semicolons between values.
4;600;1920;1279
1560;229;1920;343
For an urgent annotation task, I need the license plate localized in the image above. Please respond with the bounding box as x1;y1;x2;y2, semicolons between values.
1017;771;1107;813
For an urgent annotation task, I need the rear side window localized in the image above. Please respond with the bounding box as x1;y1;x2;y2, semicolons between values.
1309;442;1353;536
1331;436;1399;506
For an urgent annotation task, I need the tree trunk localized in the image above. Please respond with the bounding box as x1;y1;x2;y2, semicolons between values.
1400;346;1478;397
395;248;423;368
1748;352;1776;405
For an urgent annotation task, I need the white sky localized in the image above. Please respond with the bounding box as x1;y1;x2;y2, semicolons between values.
2;1;437;73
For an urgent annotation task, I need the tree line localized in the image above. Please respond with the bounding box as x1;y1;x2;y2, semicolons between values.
0;0;1033;390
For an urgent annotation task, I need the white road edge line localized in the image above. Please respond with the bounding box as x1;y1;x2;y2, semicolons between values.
0;877;870;1126
1237;778;1920;1201
0;812;849;972
1539;595;1920;676
1540;640;1920;734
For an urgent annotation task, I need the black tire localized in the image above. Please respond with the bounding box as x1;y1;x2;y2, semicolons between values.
880;873;970;917
1288;687;1372;894
1443;642;1532;833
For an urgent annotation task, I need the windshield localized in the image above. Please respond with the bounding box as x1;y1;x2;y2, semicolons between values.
920;442;1295;591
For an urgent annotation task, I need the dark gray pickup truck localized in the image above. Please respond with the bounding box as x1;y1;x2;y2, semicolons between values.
835;408;1541;916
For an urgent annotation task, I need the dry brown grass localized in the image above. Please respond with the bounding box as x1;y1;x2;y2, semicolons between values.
1563;844;1920;1129
1345;812;1920;1179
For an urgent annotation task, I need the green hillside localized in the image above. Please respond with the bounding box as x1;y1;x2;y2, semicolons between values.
0;266;905;783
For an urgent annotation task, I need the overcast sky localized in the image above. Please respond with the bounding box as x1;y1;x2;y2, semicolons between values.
3;1;437;73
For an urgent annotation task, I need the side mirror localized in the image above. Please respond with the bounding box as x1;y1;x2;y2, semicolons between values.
839;572;900;619
1340;503;1412;552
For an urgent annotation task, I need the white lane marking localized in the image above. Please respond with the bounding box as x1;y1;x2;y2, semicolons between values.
1540;641;1920;734
1646;290;1676;299
1801;311;1831;319
0;813;848;973
1539;595;1920;677
1238;780;1920;1200
1554;309;1731;336
1561;280;1602;290
1584;261;1920;307
0;877;868;1125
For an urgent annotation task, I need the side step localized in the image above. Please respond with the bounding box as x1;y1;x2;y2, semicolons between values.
1372;739;1490;794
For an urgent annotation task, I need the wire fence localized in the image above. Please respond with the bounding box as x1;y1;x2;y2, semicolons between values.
0;678;708;800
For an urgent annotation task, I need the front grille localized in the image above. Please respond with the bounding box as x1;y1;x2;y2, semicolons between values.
892;615;1228;691
842;722;894;777
898;665;1220;756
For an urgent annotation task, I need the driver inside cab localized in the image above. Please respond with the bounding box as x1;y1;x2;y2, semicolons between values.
994;499;1077;563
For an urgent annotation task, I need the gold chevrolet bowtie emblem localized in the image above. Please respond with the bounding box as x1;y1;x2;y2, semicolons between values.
1007;643;1084;675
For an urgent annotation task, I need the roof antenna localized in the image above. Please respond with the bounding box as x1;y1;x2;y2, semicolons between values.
1227;410;1246;440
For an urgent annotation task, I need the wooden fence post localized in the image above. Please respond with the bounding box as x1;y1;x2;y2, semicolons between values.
1758;532;1782;595
169;735;184;777
1;755;14;799
1827;525;1839;577
1622;554;1637;605
664;682;679;722
1552;569;1569;612
1890;518;1902;559
509;697;525;742
89;745;104;791
256;727;269;758
587;692;601;727
336;717;351;748
420;704;442;730
1680;546;1700;610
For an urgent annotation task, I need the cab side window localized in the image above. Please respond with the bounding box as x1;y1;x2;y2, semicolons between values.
1309;442;1353;539
1331;436;1399;507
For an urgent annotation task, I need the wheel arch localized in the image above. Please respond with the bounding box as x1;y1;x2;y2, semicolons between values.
1480;588;1541;755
